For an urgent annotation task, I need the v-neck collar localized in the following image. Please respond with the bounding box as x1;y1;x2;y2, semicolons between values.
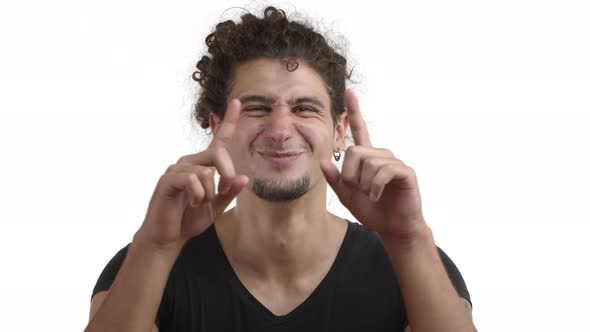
210;219;354;326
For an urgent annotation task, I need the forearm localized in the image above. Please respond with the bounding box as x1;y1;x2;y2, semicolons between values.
382;226;475;332
85;235;180;332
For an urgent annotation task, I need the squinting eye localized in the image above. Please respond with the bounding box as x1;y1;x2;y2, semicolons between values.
244;106;267;112
243;106;268;118
243;106;271;116
294;106;316;113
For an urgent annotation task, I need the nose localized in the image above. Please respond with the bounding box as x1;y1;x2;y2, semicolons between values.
265;108;293;144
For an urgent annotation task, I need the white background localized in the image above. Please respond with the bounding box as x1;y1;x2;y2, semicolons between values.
1;0;589;331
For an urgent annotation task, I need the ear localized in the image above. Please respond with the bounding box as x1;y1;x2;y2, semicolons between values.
333;110;349;150
209;112;221;135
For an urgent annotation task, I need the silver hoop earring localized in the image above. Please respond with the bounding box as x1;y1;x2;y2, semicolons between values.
333;148;341;161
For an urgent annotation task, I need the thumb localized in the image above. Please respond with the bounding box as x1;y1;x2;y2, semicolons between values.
213;175;249;215
320;160;348;200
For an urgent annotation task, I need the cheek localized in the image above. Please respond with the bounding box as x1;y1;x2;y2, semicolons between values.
294;121;332;155
231;122;259;146
224;125;252;160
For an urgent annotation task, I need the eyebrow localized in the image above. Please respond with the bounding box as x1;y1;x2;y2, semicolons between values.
239;95;326;109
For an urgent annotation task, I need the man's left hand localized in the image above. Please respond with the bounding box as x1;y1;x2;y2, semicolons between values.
320;89;428;241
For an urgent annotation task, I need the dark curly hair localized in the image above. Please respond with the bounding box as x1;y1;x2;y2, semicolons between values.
192;6;353;130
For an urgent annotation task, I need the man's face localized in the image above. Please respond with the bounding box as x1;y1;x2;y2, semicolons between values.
213;58;345;202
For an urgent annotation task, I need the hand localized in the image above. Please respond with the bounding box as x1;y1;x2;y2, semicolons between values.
135;99;249;254
320;90;428;241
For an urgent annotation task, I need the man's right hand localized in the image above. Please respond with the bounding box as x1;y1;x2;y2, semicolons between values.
134;99;248;255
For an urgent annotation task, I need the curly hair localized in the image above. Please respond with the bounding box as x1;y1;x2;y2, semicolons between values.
192;6;353;130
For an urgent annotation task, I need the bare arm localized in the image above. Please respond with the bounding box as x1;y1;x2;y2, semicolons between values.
85;100;246;332
403;298;473;332
90;291;159;332
85;238;178;332
319;89;474;331
383;227;476;332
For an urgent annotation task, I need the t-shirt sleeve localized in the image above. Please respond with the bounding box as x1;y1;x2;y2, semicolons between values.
436;246;472;308
91;244;131;300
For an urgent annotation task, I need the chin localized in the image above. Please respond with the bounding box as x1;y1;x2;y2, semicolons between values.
249;174;311;203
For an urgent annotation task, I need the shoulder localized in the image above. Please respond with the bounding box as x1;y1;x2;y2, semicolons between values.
434;246;473;308
340;220;395;273
92;243;132;300
344;220;390;256
332;221;407;328
343;221;473;309
172;224;227;278
180;223;218;256
344;219;383;248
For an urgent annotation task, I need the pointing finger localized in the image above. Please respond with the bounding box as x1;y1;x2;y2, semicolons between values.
211;99;241;148
345;89;372;147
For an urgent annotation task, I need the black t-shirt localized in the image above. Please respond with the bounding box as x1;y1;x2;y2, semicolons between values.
92;220;471;332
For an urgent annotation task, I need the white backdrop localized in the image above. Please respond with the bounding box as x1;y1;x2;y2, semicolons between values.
1;0;589;331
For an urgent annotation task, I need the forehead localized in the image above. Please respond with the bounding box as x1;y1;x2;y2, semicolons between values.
228;58;330;102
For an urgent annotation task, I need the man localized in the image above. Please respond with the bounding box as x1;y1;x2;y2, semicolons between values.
86;7;475;332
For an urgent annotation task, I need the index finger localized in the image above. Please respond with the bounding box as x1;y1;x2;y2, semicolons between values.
344;89;372;147
211;99;241;147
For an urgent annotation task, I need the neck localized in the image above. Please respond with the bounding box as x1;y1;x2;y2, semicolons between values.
216;180;344;284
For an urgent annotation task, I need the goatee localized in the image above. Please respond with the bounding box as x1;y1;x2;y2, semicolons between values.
250;175;310;202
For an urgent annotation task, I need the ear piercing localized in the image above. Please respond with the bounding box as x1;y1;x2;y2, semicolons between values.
333;148;342;161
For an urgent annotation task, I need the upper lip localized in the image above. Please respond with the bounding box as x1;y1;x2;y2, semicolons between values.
258;151;303;157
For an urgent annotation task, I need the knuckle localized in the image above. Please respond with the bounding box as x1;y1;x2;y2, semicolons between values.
162;170;176;181
190;180;204;196
176;155;190;164
346;146;359;155
156;173;175;191
364;159;379;171
193;182;205;196
381;148;394;157
198;167;215;178
386;163;397;173
186;174;198;186
183;173;199;188
165;164;177;174
156;173;168;187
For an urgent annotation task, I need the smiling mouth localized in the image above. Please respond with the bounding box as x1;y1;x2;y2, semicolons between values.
257;151;303;165
258;151;303;158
